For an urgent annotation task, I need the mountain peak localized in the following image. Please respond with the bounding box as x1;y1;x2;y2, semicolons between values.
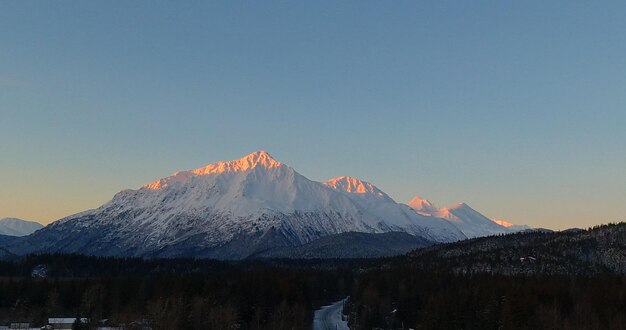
0;217;44;237
243;150;276;163
239;150;281;168
448;202;472;211
492;219;514;228
407;196;438;213
144;151;284;190
194;150;282;175
324;176;387;198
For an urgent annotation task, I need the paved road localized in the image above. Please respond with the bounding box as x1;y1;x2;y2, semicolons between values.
312;298;349;330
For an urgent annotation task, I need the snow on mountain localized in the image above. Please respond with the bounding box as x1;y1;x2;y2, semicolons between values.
0;218;43;237
492;219;514;227
435;203;510;238
492;219;531;231
407;198;525;238
121;151;360;220
5;151;464;259
407;196;439;215
324;176;390;200
324;176;465;242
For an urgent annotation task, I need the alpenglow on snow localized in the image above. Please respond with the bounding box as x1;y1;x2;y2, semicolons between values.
0;151;524;259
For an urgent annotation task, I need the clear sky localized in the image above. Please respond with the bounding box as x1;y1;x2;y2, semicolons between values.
1;1;625;229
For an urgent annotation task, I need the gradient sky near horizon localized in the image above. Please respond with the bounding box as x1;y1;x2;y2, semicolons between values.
2;1;625;229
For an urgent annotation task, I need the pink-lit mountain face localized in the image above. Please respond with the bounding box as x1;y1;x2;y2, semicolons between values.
4;151;468;259
407;198;528;238
408;196;439;214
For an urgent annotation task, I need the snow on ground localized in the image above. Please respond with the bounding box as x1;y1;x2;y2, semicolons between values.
313;298;349;330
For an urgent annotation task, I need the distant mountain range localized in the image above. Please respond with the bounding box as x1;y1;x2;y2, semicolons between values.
0;151;528;259
407;197;530;238
0;218;43;236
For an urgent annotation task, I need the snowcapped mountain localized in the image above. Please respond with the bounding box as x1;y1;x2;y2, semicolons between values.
408;198;527;238
0;218;43;237
492;219;514;227
493;219;531;231
4;151;465;259
323;177;464;241
407;196;439;214
432;203;510;238
324;176;390;200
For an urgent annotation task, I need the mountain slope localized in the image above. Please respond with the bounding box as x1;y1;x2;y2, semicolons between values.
407;196;439;214
324;177;465;242
408;198;521;238
0;247;17;261
255;231;433;259
433;203;510;238
3;152;465;259
403;222;626;275
0;218;43;236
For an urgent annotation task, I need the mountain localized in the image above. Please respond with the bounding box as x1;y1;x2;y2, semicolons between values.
407;196;439;214
408;198;526;238
432;203;510;238
493;218;531;231
0;218;43;236
2;151;465;259
492;218;514;227
323;176;464;241
0;246;17;261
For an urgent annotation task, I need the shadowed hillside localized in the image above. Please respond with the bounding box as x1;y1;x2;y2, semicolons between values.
401;222;626;275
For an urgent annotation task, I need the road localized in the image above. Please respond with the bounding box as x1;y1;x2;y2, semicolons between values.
312;297;349;330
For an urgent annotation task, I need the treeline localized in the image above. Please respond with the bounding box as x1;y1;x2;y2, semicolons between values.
399;222;626;275
0;254;231;277
346;270;626;330
0;268;352;329
0;253;371;277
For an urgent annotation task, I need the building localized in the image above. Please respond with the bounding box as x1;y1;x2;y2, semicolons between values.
48;318;88;330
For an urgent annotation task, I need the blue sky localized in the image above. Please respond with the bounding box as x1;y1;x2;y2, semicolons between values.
1;1;625;228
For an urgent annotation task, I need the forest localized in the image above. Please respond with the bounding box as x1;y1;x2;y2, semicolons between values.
0;223;624;329
346;270;626;329
0;266;352;329
1;257;624;329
